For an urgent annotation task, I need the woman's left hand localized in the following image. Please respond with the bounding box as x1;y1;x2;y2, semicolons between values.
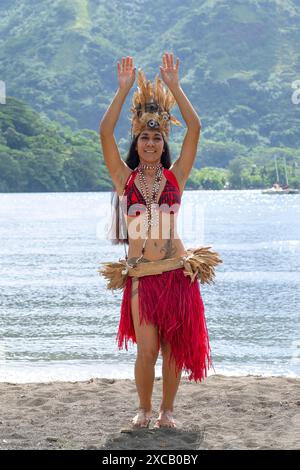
159;52;180;90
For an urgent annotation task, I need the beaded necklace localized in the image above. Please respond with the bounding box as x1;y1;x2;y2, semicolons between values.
124;162;164;267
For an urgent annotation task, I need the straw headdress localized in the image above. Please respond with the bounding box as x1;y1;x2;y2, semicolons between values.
130;69;183;139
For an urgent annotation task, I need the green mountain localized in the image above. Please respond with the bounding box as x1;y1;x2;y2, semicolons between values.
1;0;300;191
0;97;110;192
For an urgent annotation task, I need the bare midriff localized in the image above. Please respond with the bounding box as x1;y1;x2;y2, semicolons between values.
125;209;187;265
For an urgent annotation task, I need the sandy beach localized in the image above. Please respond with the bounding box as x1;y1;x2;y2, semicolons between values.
0;374;299;450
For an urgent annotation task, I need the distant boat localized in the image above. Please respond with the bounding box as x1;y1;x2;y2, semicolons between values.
262;156;299;194
262;184;299;194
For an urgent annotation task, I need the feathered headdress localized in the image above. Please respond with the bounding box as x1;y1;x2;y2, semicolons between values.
130;69;183;139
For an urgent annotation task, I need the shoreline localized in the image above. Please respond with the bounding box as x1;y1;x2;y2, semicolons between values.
1;374;299;450
0;371;299;385
1;360;298;385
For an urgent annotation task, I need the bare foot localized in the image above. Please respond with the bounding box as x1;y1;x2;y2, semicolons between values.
154;409;177;429
131;408;152;428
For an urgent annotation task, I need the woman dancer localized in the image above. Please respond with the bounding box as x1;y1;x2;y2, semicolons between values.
99;53;222;429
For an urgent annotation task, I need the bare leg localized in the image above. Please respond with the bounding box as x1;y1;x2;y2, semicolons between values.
131;278;159;426
160;341;182;412
154;340;181;428
134;350;157;411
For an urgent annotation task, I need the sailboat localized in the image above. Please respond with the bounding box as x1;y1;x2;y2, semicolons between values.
261;156;299;194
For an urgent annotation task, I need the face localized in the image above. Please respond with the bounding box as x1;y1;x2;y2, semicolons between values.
135;129;165;164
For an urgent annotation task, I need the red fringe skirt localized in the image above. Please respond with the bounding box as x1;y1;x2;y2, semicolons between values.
117;267;214;382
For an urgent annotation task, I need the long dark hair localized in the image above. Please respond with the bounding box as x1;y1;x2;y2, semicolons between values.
106;133;172;246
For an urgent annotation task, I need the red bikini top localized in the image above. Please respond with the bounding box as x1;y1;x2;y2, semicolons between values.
122;168;181;217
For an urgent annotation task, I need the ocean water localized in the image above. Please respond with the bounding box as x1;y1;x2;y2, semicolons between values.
0;190;299;383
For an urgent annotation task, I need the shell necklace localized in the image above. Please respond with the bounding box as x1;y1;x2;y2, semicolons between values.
137;162;163;231
124;162;163;267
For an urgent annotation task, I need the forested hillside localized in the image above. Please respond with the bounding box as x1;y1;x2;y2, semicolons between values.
0;97;110;192
1;0;300;191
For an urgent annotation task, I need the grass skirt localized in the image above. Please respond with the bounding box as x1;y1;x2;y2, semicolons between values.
117;267;214;382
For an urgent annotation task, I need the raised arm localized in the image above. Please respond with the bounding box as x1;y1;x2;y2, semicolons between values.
99;57;136;194
159;53;201;191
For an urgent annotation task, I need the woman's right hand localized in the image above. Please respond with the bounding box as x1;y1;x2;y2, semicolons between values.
117;56;136;91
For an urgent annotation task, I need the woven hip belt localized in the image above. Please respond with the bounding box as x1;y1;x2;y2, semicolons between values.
97;246;223;290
